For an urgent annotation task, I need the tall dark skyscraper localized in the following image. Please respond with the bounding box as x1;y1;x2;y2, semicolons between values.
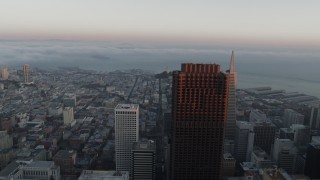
253;122;276;154
170;63;229;180
304;143;320;179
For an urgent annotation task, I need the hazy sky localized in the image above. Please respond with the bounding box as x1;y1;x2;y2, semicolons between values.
1;0;320;47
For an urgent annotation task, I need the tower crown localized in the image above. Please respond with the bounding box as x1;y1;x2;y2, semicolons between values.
229;50;235;73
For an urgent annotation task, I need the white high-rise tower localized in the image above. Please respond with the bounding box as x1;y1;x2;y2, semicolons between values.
225;50;237;140
115;104;139;172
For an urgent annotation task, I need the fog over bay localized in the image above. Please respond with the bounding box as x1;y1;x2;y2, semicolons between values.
1;40;320;97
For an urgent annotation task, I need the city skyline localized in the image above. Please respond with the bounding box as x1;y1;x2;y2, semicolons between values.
1;1;320;49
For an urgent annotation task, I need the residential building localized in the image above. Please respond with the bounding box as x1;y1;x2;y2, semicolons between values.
63;107;74;126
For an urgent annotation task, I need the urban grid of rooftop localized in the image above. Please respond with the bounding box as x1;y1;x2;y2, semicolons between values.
1;1;320;180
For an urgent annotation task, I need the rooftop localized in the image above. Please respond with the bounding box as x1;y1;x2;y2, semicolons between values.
115;104;139;111
26;161;54;168
262;168;288;180
53;150;76;159
78;170;129;180
132;140;156;151
223;153;235;160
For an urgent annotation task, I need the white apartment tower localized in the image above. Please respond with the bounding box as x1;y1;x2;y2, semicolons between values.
63;107;74;125
115;104;139;172
225;50;237;140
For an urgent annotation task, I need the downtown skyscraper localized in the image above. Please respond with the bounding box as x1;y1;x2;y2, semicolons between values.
170;63;229;180
225;50;237;140
115;104;139;172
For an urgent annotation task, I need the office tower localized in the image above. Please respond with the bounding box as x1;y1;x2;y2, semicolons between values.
234;121;254;163
309;105;320;130
225;50;237;140
0;67;9;80
23;64;30;83
272;139;297;174
283;109;304;128
63;107;74;125
115;104;139;172
249;109;268;123
131;140;156;180
170;63;229;180
253;122;276;154
304;143;320;179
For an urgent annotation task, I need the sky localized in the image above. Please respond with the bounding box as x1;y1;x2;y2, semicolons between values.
1;0;320;48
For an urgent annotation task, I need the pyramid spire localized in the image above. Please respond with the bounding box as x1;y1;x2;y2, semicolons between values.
229;50;235;73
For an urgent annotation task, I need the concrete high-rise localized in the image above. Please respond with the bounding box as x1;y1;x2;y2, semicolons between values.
283;109;304;128
225;50;237;140
170;63;229;180
63;107;74;126
253;122;276;154
115;104;139;172
23;64;30;83
272;139;297;174
279;124;311;147
234;121;254;163
131;140;156;180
